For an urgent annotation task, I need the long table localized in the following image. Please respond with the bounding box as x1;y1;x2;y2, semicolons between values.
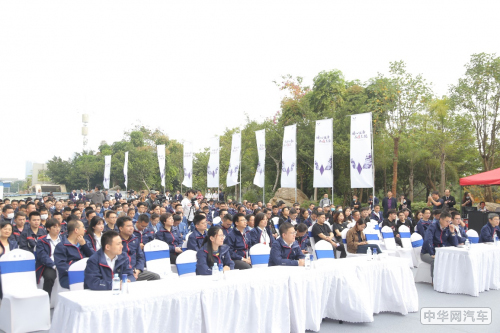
434;243;500;296
50;256;418;333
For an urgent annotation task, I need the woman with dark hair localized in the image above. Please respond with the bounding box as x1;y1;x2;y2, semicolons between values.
84;216;105;252
346;219;381;254
196;226;234;275
156;213;183;264
278;207;290;227
344;207;353;222
298;208;312;227
331;212;347;243
0;222;18;299
249;212;273;248
461;192;474;216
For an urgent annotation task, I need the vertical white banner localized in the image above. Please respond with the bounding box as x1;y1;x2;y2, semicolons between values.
313;119;333;188
207;137;219;188
182;142;193;188
226;132;241;187
281;124;297;188
103;155;111;189
123;151;129;189
157;145;166;188
253;129;265;188
350;112;374;188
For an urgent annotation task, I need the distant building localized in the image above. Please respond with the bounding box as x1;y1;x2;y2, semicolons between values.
25;161;33;178
32;163;48;185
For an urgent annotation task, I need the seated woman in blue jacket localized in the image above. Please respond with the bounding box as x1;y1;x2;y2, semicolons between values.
225;213;252;270
187;214;207;252
155;212;183;263
84;216;105;253
268;222;305;267
35;218;65;297
420;211;458;279
84;230;135;290
0;222;18;299
249;212;273;248
196;226;234;275
479;213;500;243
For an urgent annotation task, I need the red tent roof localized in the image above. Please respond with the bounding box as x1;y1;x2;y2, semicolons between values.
460;168;500;186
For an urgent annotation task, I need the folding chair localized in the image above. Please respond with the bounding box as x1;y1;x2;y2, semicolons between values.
249;243;271;268
308;225;317;260
0;249;50;333
144;239;172;278
381;226;412;266
175;250;197;277
271;217;280;234
182;231;192;251
410;232;432;284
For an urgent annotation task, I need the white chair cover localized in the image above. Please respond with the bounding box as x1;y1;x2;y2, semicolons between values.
314;240;335;260
466;229;479;243
0;249;51;333
175;250;197;277
182;231;192;251
308;226;317;260
68;258;89;291
212;216;221;226
271;217;280;232
249;243;271;268
381;226;413;267
410;232;432;283
144;239;172;278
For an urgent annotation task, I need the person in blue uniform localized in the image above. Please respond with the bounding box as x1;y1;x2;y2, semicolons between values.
196;226;234;275
268;222;305;267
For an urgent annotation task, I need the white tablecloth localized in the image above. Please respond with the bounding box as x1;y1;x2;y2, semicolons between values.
50;275;203;333
50;257;418;333
434;243;500;296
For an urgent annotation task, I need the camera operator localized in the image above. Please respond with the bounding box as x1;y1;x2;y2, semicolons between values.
182;190;199;228
145;190;161;211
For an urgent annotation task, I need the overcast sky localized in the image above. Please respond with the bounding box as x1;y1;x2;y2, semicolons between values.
1;0;499;180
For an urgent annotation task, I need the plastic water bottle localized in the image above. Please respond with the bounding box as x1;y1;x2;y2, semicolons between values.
112;274;120;295
366;247;372;260
305;254;311;270
465;239;470;250
372;247;378;256
212;263;219;281
121;274;128;294
495;234;498;246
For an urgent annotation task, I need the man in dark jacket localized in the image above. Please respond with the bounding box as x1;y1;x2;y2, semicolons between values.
268;222;305;266
382;191;397;218
84;230;135;290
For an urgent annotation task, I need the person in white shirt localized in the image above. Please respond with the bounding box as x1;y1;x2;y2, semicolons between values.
35;218;63;297
182;190;199;227
249;213;273;248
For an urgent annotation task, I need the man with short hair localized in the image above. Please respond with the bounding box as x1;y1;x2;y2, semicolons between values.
421;211;458;278
54;220;93;289
104;210;118;232
416;208;432;239
382;209;403;246
35;218;63;297
86;185;105;205
427;191;444;211
319;193;331;210
182;190;199;227
115;189;122;201
451;211;468;244
133;214;155;250
442;189;456;210
11;212;27;242
174;190;183;202
117;216;160;281
19;211;47;252
370;205;383;223
84;230;136;290
360;207;371;224
351;195;360;210
145;190;161;211
0;204;14;224
187;214;207;251
219;213;233;238
268;222;305;266
479;213;500;243
382;191;397;218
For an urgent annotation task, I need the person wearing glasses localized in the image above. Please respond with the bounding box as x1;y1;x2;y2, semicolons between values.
196;226;234;275
268;222;305;266
450;211;468;244
225;213;252;270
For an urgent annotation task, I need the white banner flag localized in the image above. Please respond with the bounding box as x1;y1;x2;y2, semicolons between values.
253;129;265;188
350;112;374;188
313;119;333;188
124;151;129;189
281;124;297;188
226;132;241;187
182;142;193;188
157;145;166;188
103;155;111;189
207;137;219;188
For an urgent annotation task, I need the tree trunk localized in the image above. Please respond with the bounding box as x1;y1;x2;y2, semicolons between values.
314;187;317;201
440;149;446;194
270;155;281;193
482;156;493;201
391;136;400;194
142;179;150;192
383;167;387;195
359;188;363;204
408;163;414;202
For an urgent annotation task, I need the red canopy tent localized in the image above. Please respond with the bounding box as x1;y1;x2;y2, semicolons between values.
460;168;500;186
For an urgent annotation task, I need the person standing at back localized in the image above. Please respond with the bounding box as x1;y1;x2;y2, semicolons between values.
319;193;331;210
382;191;397;218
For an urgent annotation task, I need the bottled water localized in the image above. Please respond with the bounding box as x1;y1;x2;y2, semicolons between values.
112;274;120;295
212;263;219;281
372;247;378;256
495;234;498;246
366;247;372;260
465;239;470;250
121;274;128;294
305;254;311;270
